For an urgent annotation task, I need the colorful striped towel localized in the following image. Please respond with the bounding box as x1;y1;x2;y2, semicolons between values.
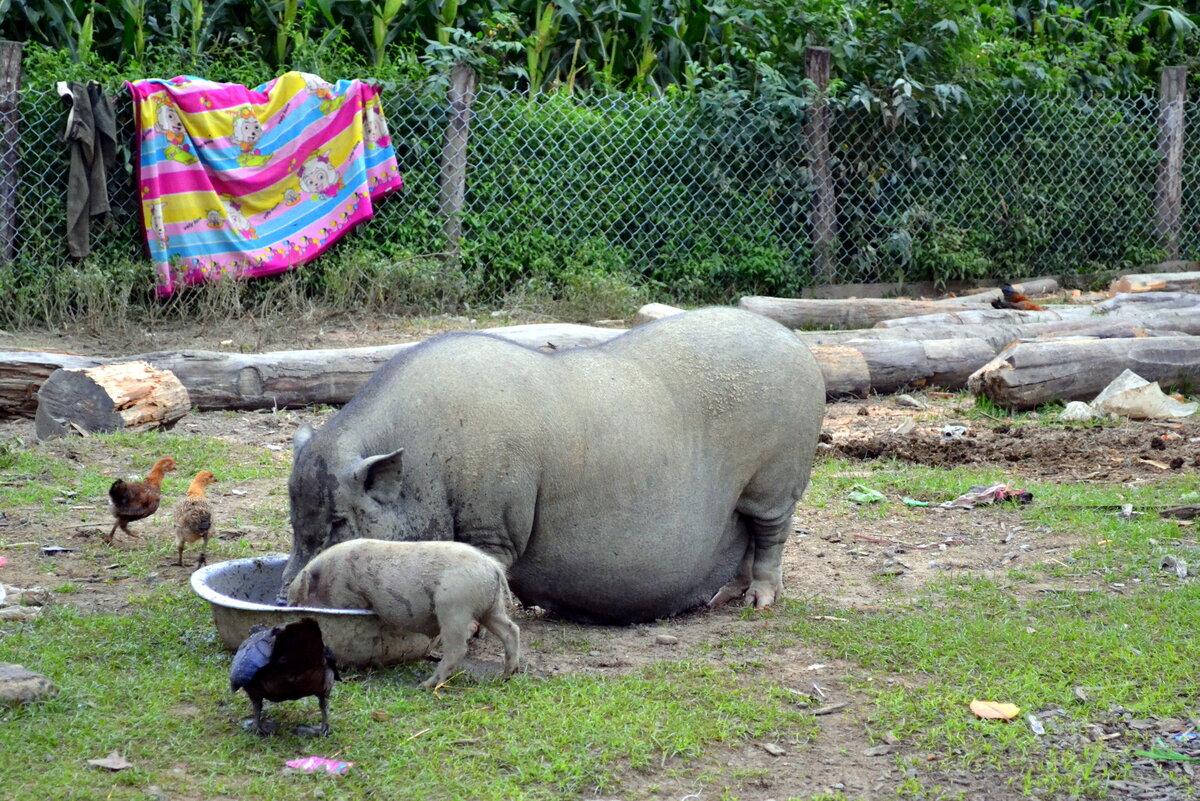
128;72;403;296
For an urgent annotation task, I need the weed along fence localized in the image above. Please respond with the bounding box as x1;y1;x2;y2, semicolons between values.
1;46;1199;325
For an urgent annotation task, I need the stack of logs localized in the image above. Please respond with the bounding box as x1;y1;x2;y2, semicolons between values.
670;270;1200;410
3;270;1200;436
1;325;629;439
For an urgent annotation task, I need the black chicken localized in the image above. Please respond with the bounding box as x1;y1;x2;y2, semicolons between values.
230;617;339;736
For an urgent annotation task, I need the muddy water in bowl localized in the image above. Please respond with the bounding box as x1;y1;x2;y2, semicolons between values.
190;555;431;667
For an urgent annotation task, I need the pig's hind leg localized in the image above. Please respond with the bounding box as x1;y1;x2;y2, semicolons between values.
714;466;800;608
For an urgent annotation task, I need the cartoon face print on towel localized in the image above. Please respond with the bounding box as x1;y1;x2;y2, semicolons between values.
128;72;403;296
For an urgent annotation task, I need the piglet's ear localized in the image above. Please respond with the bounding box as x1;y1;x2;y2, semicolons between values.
294;423;315;455
350;448;405;504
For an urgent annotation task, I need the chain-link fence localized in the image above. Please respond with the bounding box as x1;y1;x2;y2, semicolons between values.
826;92;1164;285
1;78;1192;323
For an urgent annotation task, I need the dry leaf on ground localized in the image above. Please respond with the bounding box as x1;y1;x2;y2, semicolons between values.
87;751;133;771
969;700;1020;720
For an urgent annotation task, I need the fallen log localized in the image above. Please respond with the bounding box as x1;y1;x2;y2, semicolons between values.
1161;505;1200;520
874;306;1090;329
1111;270;1200;294
800;311;1200;352
967;336;1200;410
933;277;1059;305
1094;291;1200;312
812;338;995;397
35;361;190;440
0;323;623;418
738;296;982;330
810;346;870;398
2;325;993;417
876;296;1200;330
0;351;103;419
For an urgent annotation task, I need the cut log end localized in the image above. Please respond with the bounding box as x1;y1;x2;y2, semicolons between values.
35;361;191;441
967;336;1200;410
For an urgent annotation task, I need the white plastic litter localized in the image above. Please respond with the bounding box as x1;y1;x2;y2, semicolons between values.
941;424;969;439
1059;401;1096;422
1090;370;1198;420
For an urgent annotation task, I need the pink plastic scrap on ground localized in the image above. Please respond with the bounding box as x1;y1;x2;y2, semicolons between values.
286;756;354;774
940;483;1033;509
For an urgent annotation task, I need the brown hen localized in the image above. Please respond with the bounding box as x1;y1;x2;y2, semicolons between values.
174;470;216;567
106;457;176;544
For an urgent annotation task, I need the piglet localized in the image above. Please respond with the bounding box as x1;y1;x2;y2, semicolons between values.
286;539;520;688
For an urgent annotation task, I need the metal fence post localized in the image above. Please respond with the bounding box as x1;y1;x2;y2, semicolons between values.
805;47;836;284
0;41;22;265
1154;66;1186;261
438;61;478;264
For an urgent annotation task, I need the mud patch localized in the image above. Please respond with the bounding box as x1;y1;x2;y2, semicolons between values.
825;400;1200;480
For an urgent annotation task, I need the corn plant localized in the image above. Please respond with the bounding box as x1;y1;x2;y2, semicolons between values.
523;2;560;94
0;0;90;56
371;0;406;69
435;0;458;47
109;0;148;65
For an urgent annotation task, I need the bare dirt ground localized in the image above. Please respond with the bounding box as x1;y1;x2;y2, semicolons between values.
2;316;1198;800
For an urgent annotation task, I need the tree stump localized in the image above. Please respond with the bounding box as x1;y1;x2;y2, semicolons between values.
35;360;191;440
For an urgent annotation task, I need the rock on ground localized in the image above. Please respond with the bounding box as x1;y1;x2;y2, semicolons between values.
0;663;57;704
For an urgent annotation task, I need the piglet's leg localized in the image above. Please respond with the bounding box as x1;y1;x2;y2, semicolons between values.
481;605;521;678
421;610;473;689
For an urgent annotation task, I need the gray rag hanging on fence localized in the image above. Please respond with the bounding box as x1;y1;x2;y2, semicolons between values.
56;81;116;259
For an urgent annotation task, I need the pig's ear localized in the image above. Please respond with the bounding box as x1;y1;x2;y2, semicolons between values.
351;448;405;504
294;423;315;454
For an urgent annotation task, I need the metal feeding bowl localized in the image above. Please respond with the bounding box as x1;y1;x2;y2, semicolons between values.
190;555;431;667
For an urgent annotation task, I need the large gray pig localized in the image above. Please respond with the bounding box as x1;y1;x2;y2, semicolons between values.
283;307;825;624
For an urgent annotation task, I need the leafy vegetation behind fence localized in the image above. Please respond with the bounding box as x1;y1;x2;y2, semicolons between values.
1;3;1197;327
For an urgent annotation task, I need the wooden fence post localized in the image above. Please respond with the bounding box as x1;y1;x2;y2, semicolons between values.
805;47;836;284
1154;66;1186;261
438;61;477;263
0;41;22;265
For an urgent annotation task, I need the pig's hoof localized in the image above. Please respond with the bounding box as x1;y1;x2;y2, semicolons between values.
708;580;749;607
746;581;779;609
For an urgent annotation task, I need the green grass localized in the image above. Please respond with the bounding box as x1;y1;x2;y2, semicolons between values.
0;591;815;801
0;430;288;512
792;458;1200;797
3;434;1200;798
810;458;1014;507
0;430;292;577
772;576;1200;797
